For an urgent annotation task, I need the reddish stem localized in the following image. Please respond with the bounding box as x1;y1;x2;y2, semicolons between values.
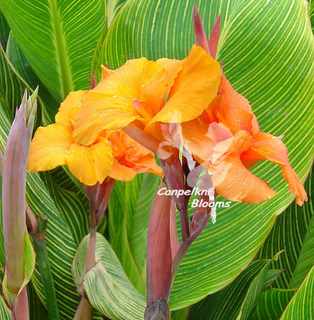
74;296;92;320
12;288;29;320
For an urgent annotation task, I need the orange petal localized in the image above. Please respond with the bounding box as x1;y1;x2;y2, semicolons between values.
74;58;161;145
182;119;216;162
73;94;138;145
207;122;233;143
133;155;163;176
66;138;113;186
96;58;159;97
150;45;221;123
141;59;183;115
109;131;162;179
55;91;86;129
109;160;137;181
244;132;307;205
282;166;308;206
211;75;259;134
249;132;290;165
212;156;276;203
110;158;162;181
210;130;252;164
28;124;71;172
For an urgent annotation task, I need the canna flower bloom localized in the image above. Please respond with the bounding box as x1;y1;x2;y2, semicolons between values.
28;91;113;186
72;45;221;145
182;76;307;205
180;9;307;205
28;92;161;185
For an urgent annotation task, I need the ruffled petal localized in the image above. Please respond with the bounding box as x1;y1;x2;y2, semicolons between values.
132;154;163;176
109;131;162;179
109;161;137;181
248;132;289;165
182;119;216;162
210;130;252;164
55;91;86;129
210;76;259;134
66;138;113;186
150;45;221;123
28;124;71;172
141;59;182;115
73;58;162;145
212;156;276;203
73;94;138;145
96;58;154;97
282;166;308;206
243;132;307;205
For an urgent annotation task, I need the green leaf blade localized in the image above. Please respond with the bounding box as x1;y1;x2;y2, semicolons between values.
0;0;107;100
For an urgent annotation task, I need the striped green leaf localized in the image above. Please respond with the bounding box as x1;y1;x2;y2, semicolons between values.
5;32;59;121
0;0;107;101
259;170;314;289
91;0;314;314
251;289;294;320
190;169;312;320
0;295;10;320
188;261;267;320
280;266;314;319
73;233;146;320
0;45;52;125
28;283;49;320
42;174;89;246
236;262;278;320
188;259;281;320
6;33;39;90
0;13;9;47
0;46;26;120
311;0;314;29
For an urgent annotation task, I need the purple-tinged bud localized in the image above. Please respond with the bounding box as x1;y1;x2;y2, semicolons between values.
2;90;37;311
208;16;221;58
193;6;210;52
193;6;221;58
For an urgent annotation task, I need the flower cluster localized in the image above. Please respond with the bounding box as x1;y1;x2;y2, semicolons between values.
28;43;307;205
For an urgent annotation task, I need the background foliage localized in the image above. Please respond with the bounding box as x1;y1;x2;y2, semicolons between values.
0;0;313;319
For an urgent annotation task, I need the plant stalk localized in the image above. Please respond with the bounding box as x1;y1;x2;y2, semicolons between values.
12;287;29;320
75;179;114;319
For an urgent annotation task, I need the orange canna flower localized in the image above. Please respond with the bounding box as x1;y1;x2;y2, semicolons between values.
28;91;113;186
28;92;161;186
179;9;307;205
72;45;221;146
182;77;307;205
